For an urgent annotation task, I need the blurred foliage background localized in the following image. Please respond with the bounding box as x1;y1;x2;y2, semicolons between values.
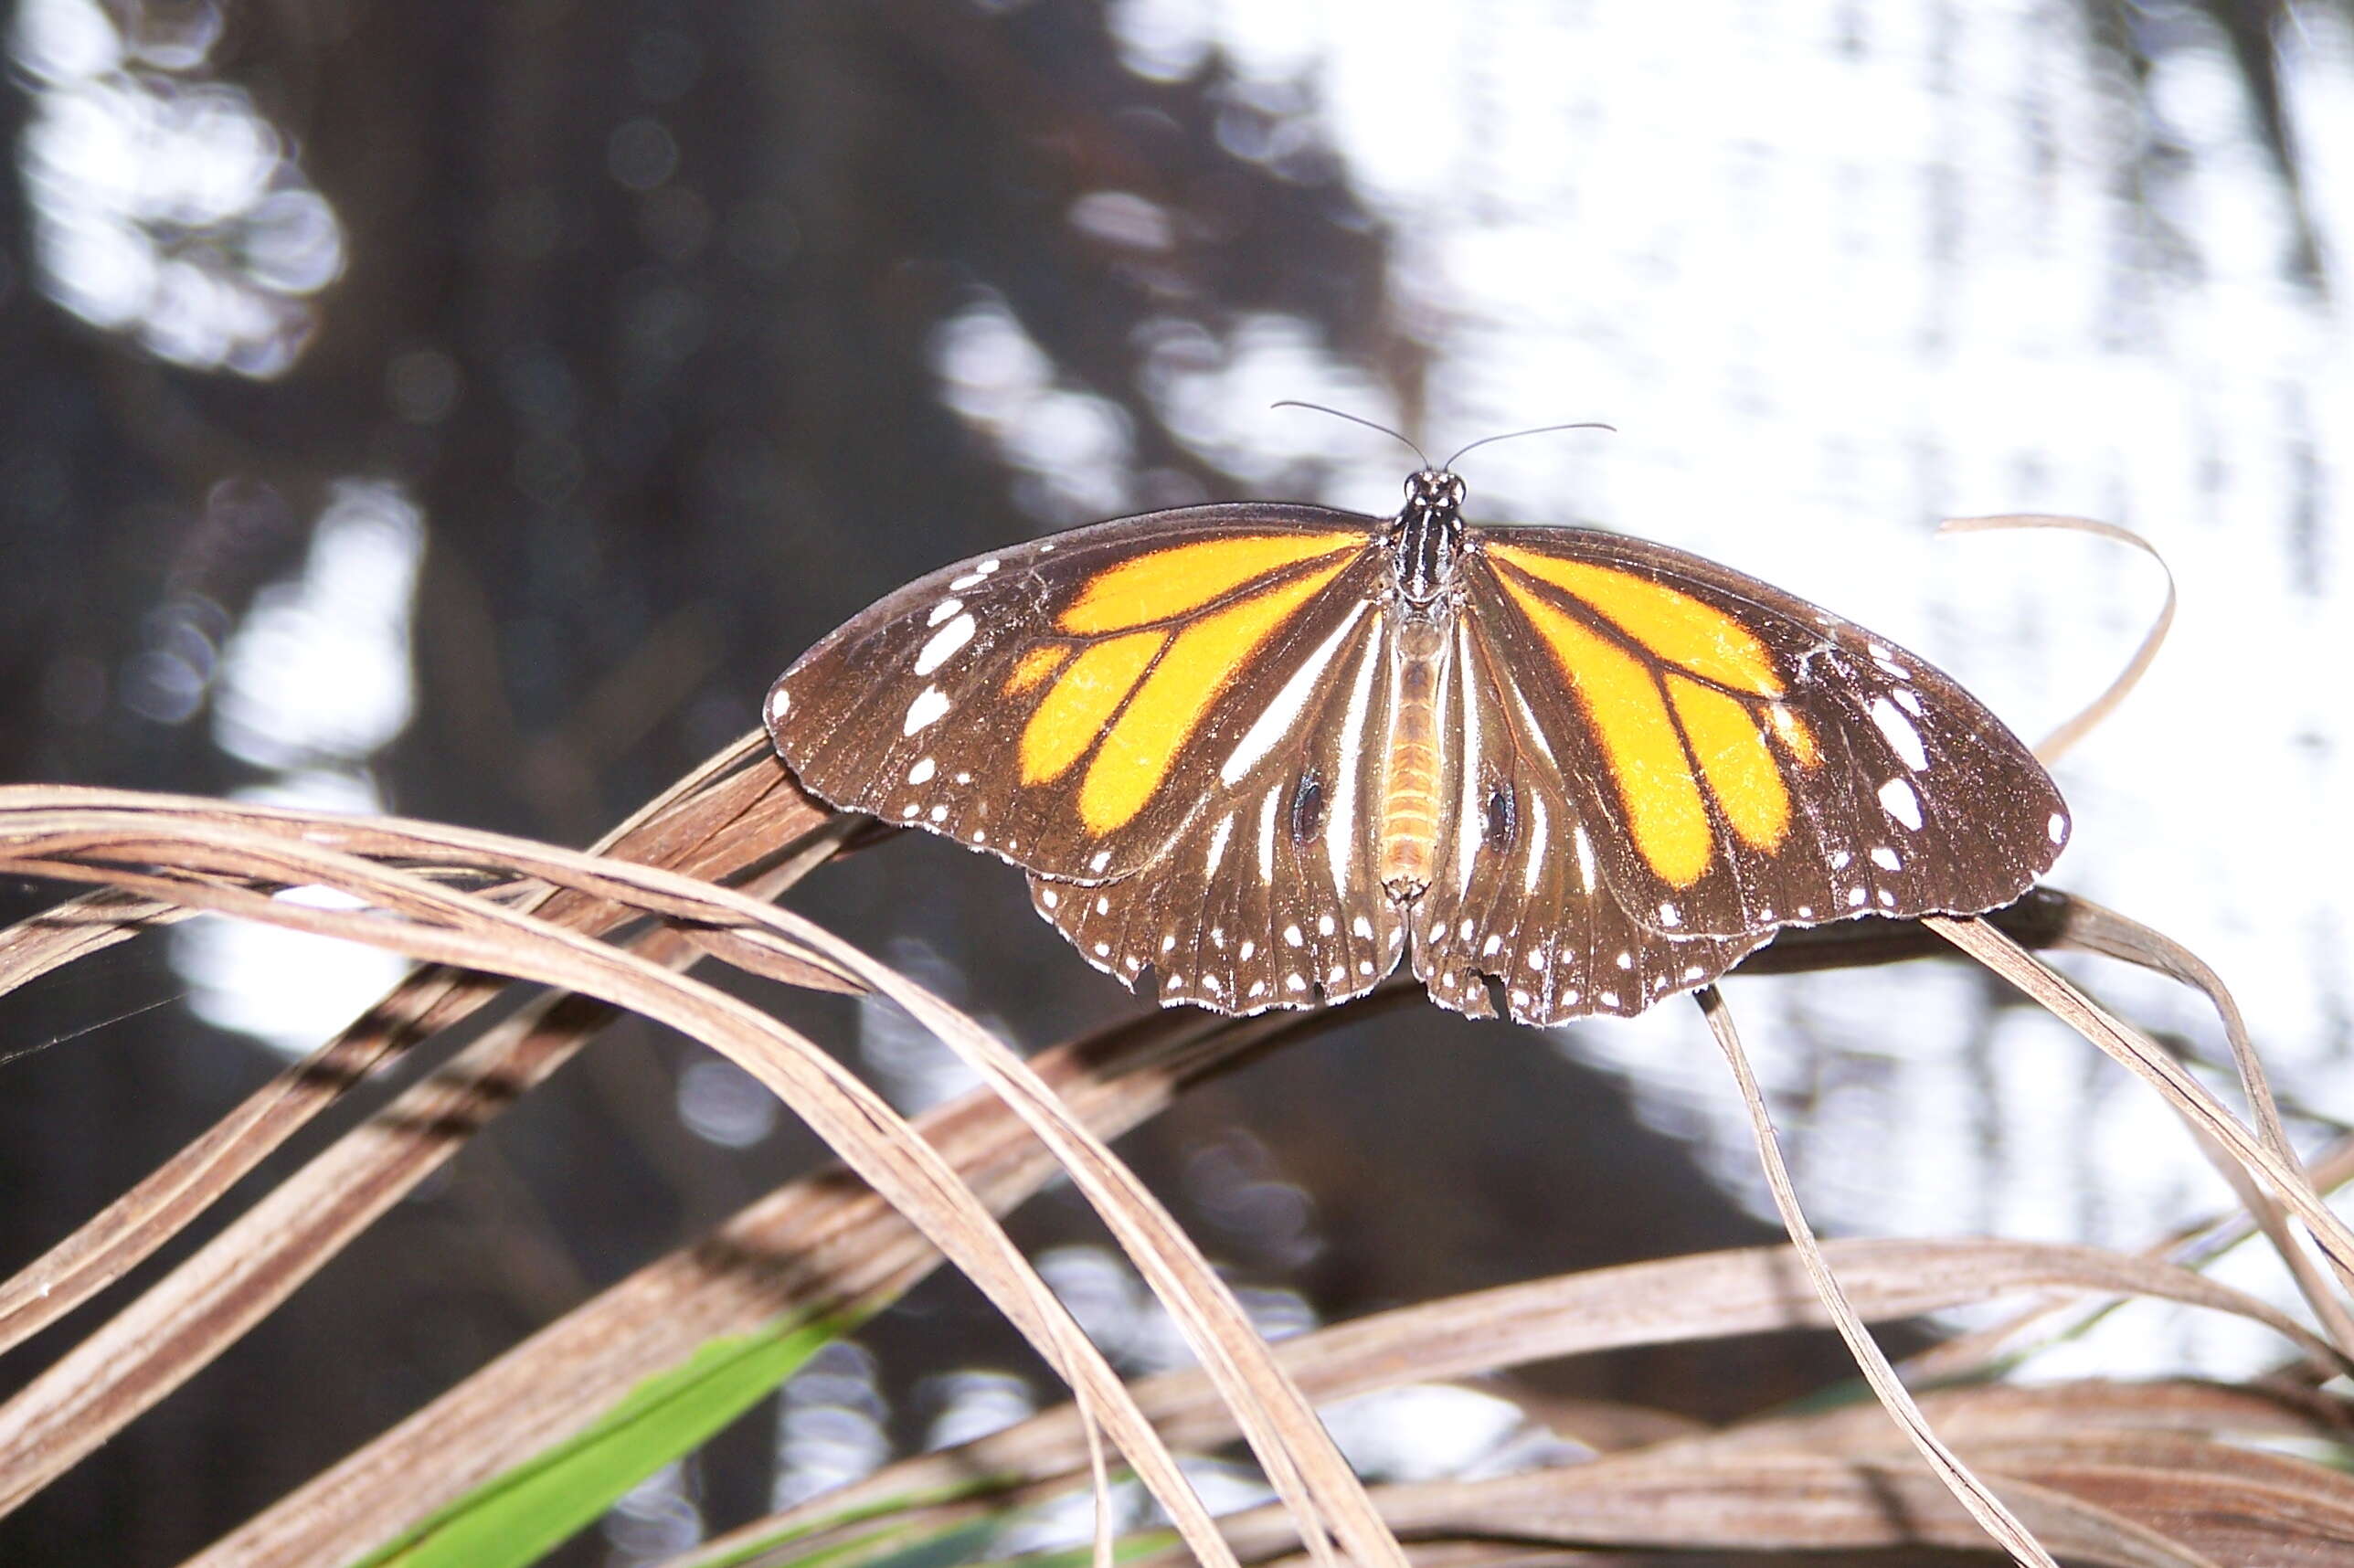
0;1;2345;1563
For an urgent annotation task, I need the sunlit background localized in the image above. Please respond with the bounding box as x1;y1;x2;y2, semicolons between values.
0;0;2347;1563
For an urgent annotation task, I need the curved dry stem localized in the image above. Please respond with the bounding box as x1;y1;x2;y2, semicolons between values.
1929;916;2354;1290
1694;987;2059;1568
1936;514;2174;766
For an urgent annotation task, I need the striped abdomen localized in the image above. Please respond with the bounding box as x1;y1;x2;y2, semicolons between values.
1378;618;1447;896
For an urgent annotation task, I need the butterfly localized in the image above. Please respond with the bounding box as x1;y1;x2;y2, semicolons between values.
765;451;2067;1027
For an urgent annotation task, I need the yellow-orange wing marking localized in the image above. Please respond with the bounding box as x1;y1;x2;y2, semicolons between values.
1078;560;1352;832
1497;574;1713;886
1005;643;1070;695
1020;631;1165;785
1489;546;1783;696
1667;673;1789;849
1058;533;1360;634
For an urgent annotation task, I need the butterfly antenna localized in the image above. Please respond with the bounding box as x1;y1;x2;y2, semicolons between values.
1441;420;1617;471
1270;401;1433;470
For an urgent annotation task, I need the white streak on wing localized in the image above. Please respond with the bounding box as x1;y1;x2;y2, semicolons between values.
1574;821;1596;893
927;598;963;627
1257;788;1279;882
1221;602;1366;786
1524;793;1547;895
1204;812;1234;875
1499;661;1559;768
903;686;950;735
1325;619;1384;891
1869;695;1929;770
1450;621;1482;885
913;613;976;675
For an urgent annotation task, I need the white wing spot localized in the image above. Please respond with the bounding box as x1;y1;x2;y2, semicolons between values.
1352;916;1373;938
1599;991;1619;1009
1848;886;1868;907
1684;964;1704;980
1211;927;1226;948
1041;888;1059;908
1893;687;1924;717
1238;939;1256;960
1161;934;1175;952
913;613;977;676
978;558;1001;574
948;571;985;591
1878;777;1923;831
1286;974;1307;992
1797;904;1814;918
928;804;948;822
927;598;963;627
900;802;919;818
971;830;987;843
765;686;790;722
1319;914;1336;937
1459;917;1475;941
1283;924;1304;947
903;686;951;734
1877;889;1897;907
1871;845;1902;871
1615;950;1632;970
1204;974;1222;995
2048;811;2069;844
1829;849;1852;871
1482;934;1501;956
1248;980;1267;999
1511;990;1531;1010
1089;849;1111;873
1658;901;1680;928
907;757;937;785
955;771;971;784
1869;695;1929;771
1095;895;1111;915
1873;656;1910;680
1527;949;1543;970
1094;941;1110;957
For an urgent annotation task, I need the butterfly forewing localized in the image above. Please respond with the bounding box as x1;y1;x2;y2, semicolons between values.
1458;527;2068;941
768;503;1380;886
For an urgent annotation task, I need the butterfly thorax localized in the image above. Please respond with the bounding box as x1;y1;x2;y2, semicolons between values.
1376;468;1470;899
1385;466;1469;611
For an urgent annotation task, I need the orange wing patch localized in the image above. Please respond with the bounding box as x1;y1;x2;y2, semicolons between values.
1005;643;1070;694
1500;576;1712;887
1058;534;1360;635
1668;675;1789;850
1078;560;1351;832
1490;546;1783;697
1020;631;1165;784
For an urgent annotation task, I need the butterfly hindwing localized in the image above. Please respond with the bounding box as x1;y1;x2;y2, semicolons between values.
1409;611;1770;1024
768;503;1381;885
1029;588;1410;1012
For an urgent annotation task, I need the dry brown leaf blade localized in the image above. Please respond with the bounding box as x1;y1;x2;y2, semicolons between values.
0;796;1241;1568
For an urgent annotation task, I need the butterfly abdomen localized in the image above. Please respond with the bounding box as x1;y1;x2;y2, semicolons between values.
1378;616;1448;897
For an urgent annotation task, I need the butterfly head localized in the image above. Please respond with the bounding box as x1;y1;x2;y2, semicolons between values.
1404;466;1469;517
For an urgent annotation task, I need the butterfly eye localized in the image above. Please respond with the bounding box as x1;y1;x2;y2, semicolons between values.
1289;770;1327;844
1481;779;1517;851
